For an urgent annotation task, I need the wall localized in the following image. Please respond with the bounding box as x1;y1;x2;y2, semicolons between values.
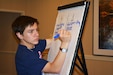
0;0;113;75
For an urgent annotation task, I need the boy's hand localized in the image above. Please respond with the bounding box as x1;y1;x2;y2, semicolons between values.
58;29;71;49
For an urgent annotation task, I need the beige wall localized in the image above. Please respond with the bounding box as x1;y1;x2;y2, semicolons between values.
0;0;113;75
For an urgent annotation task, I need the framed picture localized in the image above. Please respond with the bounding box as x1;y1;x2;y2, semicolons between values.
93;0;113;56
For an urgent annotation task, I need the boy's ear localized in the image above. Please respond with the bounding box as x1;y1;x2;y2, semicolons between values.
16;32;23;40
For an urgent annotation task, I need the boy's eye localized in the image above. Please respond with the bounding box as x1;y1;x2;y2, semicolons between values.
28;30;33;33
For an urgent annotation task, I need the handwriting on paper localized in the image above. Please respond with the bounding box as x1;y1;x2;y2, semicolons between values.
54;20;80;34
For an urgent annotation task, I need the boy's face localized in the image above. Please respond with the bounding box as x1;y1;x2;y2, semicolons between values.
18;22;39;47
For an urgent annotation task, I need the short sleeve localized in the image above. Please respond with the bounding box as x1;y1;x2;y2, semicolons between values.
35;39;46;52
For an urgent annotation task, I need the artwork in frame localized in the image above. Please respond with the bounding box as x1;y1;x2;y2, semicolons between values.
93;0;113;56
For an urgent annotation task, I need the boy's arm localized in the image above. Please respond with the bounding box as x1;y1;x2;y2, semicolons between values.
45;39;53;49
42;30;71;73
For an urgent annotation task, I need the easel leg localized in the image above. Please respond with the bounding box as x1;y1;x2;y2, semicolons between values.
75;40;88;75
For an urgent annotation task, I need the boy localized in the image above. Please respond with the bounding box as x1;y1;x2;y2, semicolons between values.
12;15;71;75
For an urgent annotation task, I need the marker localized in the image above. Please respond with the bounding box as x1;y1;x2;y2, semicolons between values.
54;34;60;39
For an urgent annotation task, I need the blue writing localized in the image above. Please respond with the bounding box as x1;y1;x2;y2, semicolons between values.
56;23;64;30
66;26;72;30
66;20;80;30
76;20;80;25
55;20;80;31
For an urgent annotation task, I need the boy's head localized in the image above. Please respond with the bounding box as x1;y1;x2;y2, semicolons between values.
12;16;39;35
12;16;40;46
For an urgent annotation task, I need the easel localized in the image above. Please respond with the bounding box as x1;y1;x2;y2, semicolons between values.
50;1;90;75
68;1;89;74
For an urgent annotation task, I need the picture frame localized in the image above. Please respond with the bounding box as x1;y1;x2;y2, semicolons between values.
93;0;113;56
